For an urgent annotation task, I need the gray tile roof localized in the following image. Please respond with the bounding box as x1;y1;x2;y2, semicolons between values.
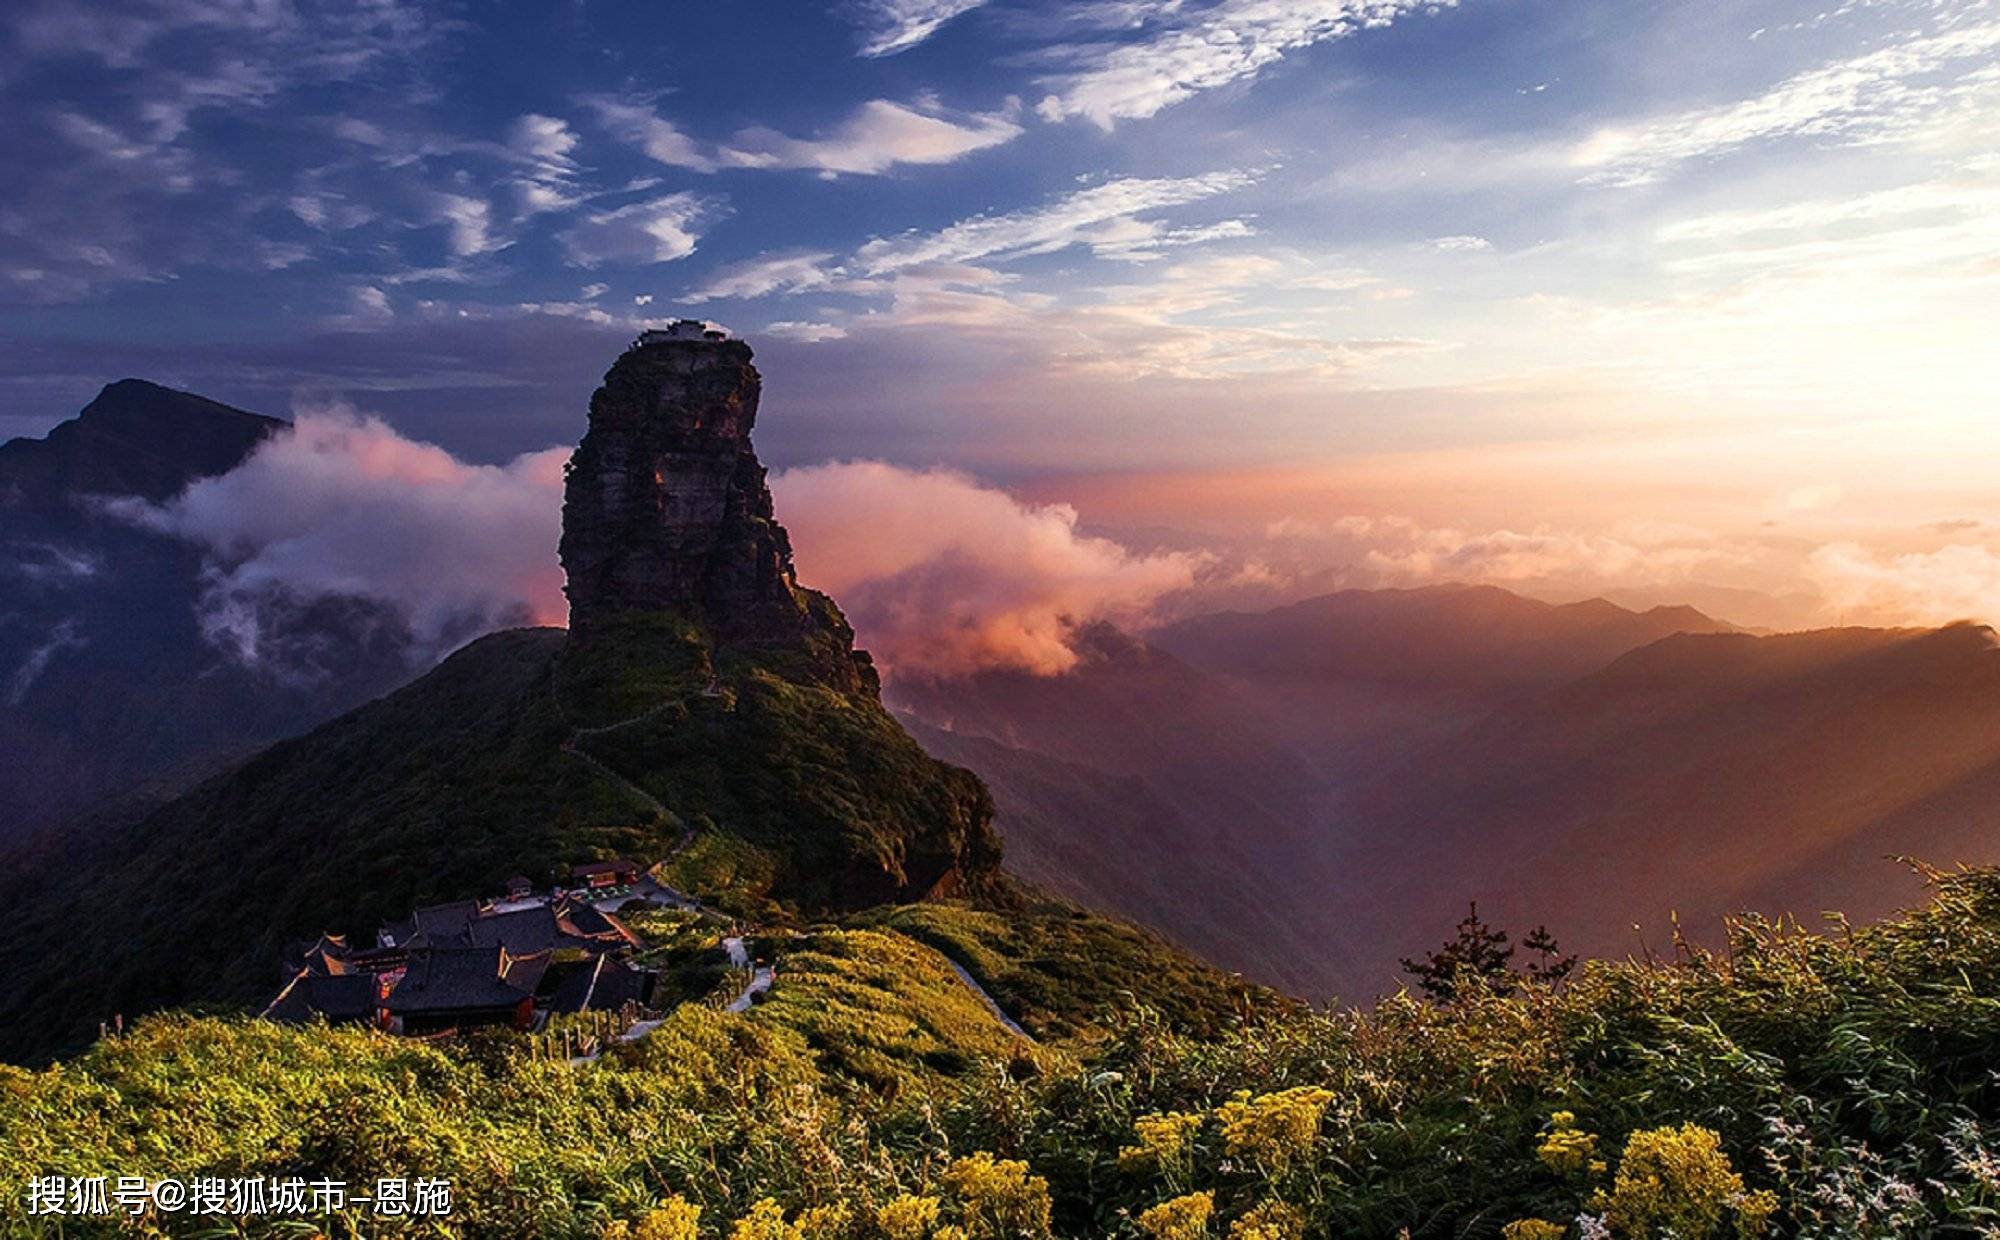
387;945;543;1014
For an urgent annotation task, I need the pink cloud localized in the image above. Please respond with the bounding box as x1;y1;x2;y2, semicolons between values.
773;460;1201;677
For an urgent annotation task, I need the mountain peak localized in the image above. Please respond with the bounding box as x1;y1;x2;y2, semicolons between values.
1;379;285;510
559;333;821;647
73;379;282;435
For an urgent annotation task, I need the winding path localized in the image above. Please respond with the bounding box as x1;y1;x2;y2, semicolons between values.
722;936;775;1013
943;959;1031;1040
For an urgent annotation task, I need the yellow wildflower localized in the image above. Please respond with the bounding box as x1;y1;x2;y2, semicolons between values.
1215;1087;1334;1173
1137;1191;1215;1239
876;1194;942;1240
1500;1221;1566;1240
796;1202;852;1237
1227;1200;1304;1240
1120;1110;1206;1174
604;1196;702;1240
1601;1123;1769;1239
730;1198;802;1240
1735;1188;1779;1238
1537;1111;1599;1177
939;1151;1053;1238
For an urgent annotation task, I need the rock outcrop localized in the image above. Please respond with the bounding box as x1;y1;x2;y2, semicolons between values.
560;330;814;644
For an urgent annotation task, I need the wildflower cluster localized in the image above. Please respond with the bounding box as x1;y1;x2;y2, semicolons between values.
1136;1190;1215;1239
1538;1111;1604;1178
1215;1087;1335;1174
1119;1111;1205;1177
603;1196;702;1240
1225;1200;1304;1239
874;1194;942;1240
1590;1124;1776;1239
937;1151;1052;1237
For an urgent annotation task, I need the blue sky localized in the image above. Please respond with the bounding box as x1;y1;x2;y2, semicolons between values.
2;0;1996;552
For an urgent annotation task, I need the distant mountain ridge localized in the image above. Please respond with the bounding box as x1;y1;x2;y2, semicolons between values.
903;586;2000;1001
0;378;284;511
0;380;415;845
1334;621;2000;978
1153;582;1735;690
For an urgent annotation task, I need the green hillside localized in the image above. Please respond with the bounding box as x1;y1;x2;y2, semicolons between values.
6;867;2000;1236
0;608;1000;1063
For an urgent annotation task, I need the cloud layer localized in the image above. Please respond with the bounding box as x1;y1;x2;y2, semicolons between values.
586;96;1020;177
115;408;569;669
1034;0;1456;127
772;460;1202;676
844;0;990;56
1807;541;2000;629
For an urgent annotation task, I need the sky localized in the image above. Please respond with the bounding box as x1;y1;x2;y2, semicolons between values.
5;0;2000;659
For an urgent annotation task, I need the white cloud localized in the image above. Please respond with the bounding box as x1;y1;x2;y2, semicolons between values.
96;420;1205;683
764;320;849;342
719;98;1021;175
1657;170;2000;245
1089;217;1260;262
844;0;991;56
1807;541;2000;627
1429;234;1492;251
505;113;583;217
687;251;841;301
432;192;498;257
7;620;86;706
584;96;716;172
855;171;1257;273
508;112;578;170
1034;0;1457;128
558;193;719;266
109;407;569;667
288;192;374;231
590;96;1020;177
346;285;393;321
1574;20;2000;187
856;251;1439;380
1308;514;1739;589
512;300;618;325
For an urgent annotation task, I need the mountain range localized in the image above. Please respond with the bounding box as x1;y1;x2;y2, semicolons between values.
4;345;1999;1236
7;366;2000;1051
899;585;2000;999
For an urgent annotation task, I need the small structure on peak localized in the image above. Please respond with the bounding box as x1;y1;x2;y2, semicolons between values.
634;319;730;346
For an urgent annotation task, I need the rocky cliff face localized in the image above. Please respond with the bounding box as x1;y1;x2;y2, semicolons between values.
560;335;814;644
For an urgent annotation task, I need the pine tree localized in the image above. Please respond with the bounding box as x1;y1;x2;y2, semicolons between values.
1401;904;1574;1000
